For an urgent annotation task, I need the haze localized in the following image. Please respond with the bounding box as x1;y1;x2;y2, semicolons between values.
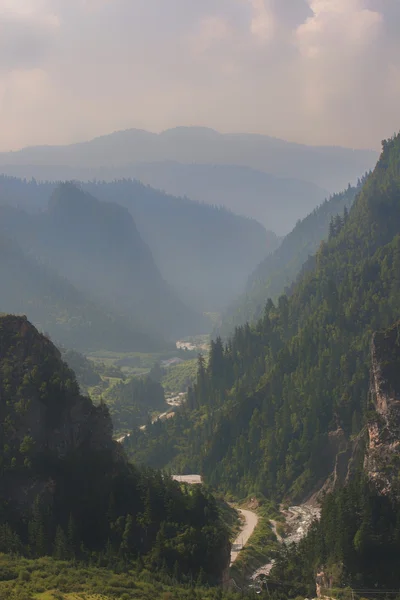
1;0;399;151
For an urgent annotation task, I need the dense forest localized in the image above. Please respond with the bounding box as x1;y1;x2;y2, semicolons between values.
105;374;167;433
218;178;369;337
0;315;230;588
270;474;400;594
125;134;400;507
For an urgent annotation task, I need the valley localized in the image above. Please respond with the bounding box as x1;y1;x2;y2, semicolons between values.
2;1;400;598
0;115;399;600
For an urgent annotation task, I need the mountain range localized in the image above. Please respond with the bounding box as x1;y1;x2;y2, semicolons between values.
0;182;211;348
0;126;378;234
125;133;400;589
0;126;377;191
0;175;275;314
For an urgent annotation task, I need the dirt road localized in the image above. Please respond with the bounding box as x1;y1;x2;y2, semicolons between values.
172;475;202;484
230;509;259;565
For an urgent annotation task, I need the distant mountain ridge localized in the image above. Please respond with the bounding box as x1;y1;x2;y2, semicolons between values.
0;182;208;343
117;162;328;235
0;175;275;313
0;127;378;233
0;162;327;235
0;126;377;191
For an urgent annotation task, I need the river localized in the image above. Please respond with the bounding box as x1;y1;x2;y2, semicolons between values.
251;503;321;581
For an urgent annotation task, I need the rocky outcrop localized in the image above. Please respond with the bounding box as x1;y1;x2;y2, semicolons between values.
365;322;400;496
316;570;334;598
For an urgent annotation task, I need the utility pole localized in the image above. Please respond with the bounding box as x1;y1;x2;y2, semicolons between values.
265;577;271;599
241;558;246;599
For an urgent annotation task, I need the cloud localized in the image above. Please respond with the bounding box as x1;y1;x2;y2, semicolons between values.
250;0;276;43
0;4;59;72
0;0;399;150
293;1;387;135
190;16;233;55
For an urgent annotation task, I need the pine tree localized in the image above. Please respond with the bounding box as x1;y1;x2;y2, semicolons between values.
67;513;78;558
53;525;68;560
120;514;134;557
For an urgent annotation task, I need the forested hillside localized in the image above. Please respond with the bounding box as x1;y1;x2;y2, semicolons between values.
0;182;208;341
105;375;167;433
126;134;400;505
0;315;229;585
0;234;159;352
271;320;400;593
218;180;366;337
0;175;274;313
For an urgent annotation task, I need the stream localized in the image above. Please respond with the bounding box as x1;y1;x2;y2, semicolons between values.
251;503;321;581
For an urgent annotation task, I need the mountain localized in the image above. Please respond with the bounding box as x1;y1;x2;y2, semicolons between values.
0;163;328;235
82;179;278;312
0;175;276;313
0;126;377;192
126;132;400;507
0;315;229;583
117;162;328;235
271;321;400;594
0;233;161;352
0;182;209;340
218;180;365;337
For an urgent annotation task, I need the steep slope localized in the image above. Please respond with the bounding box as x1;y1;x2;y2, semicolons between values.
365;321;400;496
127;133;400;503
1;183;209;339
0;175;274;313
0;315;229;583
83;179;277;312
218;181;364;336
271;322;400;594
0;234;161;352
0;126;377;191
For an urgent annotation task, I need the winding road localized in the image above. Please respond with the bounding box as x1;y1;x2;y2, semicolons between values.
230;509;259;565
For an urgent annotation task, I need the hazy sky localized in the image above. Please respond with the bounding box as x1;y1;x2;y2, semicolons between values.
0;0;399;151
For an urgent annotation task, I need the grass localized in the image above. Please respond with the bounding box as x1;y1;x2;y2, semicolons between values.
35;594;109;599
162;359;198;394
0;555;240;600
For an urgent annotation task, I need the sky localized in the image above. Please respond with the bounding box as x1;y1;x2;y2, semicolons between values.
0;0;399;151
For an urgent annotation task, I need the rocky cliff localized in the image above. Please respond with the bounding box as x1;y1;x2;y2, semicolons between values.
365;321;400;496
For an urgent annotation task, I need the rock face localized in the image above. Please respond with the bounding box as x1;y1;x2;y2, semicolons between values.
365;322;400;496
0;315;116;508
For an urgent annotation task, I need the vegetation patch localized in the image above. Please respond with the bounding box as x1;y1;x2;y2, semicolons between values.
162;359;198;394
0;555;241;600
